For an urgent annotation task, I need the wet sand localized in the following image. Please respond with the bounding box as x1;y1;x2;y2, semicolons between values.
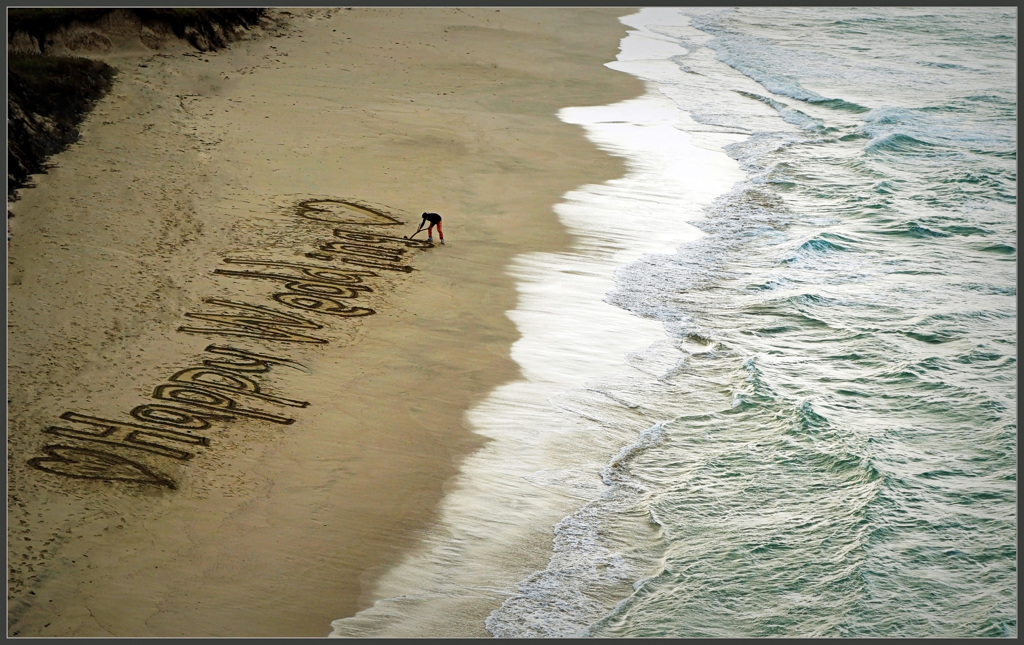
6;7;642;637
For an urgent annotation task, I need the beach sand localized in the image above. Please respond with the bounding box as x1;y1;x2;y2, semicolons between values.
6;7;642;637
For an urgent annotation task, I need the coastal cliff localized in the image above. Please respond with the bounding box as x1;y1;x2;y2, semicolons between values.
7;8;266;200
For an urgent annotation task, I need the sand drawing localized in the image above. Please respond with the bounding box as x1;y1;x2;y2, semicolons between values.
28;445;178;489
293;198;404;226
27;198;430;489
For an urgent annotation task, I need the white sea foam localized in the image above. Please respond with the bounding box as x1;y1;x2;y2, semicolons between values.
328;9;742;638
333;6;1016;638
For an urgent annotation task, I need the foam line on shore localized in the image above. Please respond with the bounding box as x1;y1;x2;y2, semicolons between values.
329;15;745;636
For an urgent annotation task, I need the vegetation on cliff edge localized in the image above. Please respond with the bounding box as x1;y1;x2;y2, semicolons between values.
7;8;266;201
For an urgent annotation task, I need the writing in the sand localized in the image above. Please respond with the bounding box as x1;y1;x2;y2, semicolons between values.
29;199;432;489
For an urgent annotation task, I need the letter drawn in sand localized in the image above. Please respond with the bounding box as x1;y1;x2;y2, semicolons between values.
179;298;327;343
221;259;378;284
213;266;377;317
318;241;406;263
151;385;296;425
29;445;176;488
333;228;433;249
294;199;403;226
214;268;373;297
130;404;232;430
214;268;373;299
203;344;310;374
304;252;415;273
168;367;309;408
273;294;375;317
42;412;208;460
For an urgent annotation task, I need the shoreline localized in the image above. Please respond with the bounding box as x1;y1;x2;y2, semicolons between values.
6;7;643;637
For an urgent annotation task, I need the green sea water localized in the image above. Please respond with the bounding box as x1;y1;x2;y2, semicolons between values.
486;6;1017;638
331;7;1015;638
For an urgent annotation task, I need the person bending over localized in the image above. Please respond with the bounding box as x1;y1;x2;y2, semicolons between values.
420;212;444;244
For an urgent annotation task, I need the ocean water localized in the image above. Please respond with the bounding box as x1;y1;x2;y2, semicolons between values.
331;7;1016;638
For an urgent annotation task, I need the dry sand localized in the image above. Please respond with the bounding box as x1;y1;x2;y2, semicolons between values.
6;7;642;637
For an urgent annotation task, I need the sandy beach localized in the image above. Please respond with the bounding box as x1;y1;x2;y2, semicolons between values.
7;7;642;637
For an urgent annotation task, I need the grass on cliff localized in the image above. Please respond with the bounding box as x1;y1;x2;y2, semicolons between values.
6;8;265;199
8;8;265;53
8;54;116;122
7;54;117;197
